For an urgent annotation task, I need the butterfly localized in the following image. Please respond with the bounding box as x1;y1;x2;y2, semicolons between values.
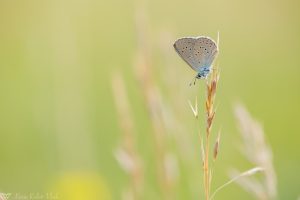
173;36;219;85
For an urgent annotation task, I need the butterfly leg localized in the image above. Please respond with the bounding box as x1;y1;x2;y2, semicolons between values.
189;77;197;86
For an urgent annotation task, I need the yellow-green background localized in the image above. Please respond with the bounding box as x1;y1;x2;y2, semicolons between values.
0;0;299;199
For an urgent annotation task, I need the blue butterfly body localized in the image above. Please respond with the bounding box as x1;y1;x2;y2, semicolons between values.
196;66;211;79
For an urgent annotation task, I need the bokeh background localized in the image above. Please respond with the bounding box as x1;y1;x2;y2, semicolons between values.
0;0;299;199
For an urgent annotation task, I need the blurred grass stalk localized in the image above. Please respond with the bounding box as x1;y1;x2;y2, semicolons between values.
0;193;6;200
233;104;277;200
112;5;180;199
112;7;178;199
111;72;144;200
133;7;178;198
0;193;10;200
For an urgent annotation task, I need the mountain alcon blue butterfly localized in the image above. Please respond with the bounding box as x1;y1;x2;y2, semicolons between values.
173;36;219;85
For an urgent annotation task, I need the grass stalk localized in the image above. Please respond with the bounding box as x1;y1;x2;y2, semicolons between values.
203;69;219;200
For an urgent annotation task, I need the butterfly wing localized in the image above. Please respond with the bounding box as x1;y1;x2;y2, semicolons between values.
173;38;198;71
193;37;218;68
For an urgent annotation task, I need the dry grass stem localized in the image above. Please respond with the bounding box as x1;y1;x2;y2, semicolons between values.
200;135;205;167
202;70;219;200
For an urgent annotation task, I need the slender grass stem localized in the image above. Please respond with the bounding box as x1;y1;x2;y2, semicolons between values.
209;167;264;200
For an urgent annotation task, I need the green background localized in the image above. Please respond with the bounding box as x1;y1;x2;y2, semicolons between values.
0;0;299;199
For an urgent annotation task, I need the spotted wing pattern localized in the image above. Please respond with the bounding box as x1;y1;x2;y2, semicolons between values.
174;36;218;72
173;38;198;71
193;37;218;68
